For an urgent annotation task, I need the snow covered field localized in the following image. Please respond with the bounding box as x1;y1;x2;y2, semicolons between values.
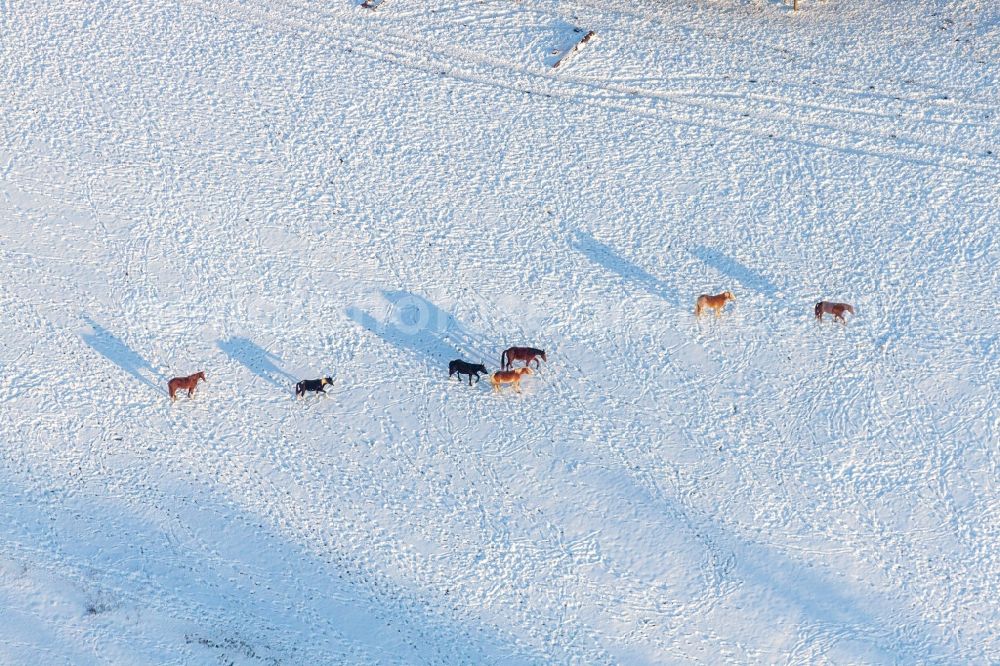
1;0;997;662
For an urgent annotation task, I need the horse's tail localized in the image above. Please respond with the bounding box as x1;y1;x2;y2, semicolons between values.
695;298;703;317
501;349;508;369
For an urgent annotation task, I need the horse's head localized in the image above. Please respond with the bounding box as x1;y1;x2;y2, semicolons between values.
724;291;735;302
518;367;534;376
475;364;487;374
196;371;207;382
322;376;333;386
540;350;547;362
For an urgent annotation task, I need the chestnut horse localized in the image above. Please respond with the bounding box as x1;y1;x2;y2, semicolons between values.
168;371;206;400
695;291;735;317
490;367;533;393
815;301;854;324
501;346;546;370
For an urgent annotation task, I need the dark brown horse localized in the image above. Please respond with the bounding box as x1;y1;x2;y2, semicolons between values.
168;371;206;400
815;301;854;324
501;346;546;371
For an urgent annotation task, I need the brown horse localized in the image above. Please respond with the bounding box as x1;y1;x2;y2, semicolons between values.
490;367;533;393
501;346;546;370
168;371;206;400
695;291;735;317
815;301;854;324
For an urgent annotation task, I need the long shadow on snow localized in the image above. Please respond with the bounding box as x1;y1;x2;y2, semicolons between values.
347;291;494;370
590;460;950;661
690;245;780;297
79;315;165;395
571;230;678;306
217;337;297;388
733;537;937;661
0;466;542;663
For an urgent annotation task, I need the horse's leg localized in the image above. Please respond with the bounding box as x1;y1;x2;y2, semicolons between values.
514;381;522;393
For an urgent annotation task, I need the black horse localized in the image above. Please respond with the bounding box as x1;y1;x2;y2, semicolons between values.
296;376;333;397
449;359;487;386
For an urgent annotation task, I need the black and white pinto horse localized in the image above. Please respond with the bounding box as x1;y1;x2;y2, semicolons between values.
296;376;333;397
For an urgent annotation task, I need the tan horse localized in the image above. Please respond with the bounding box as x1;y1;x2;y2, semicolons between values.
815;301;854;324
490;367;533;393
695;291;735;317
168;371;206;400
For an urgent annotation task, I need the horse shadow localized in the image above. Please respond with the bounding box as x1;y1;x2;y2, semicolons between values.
347;291;493;370
690;246;780;297
571;230;678;306
217;337;297;388
79;316;165;395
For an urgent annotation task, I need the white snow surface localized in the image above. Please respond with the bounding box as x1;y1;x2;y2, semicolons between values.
1;0;998;663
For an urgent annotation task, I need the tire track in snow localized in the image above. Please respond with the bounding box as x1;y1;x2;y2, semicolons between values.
192;0;998;179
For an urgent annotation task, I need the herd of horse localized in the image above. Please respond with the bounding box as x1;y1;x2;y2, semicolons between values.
449;347;546;393
166;295;853;400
